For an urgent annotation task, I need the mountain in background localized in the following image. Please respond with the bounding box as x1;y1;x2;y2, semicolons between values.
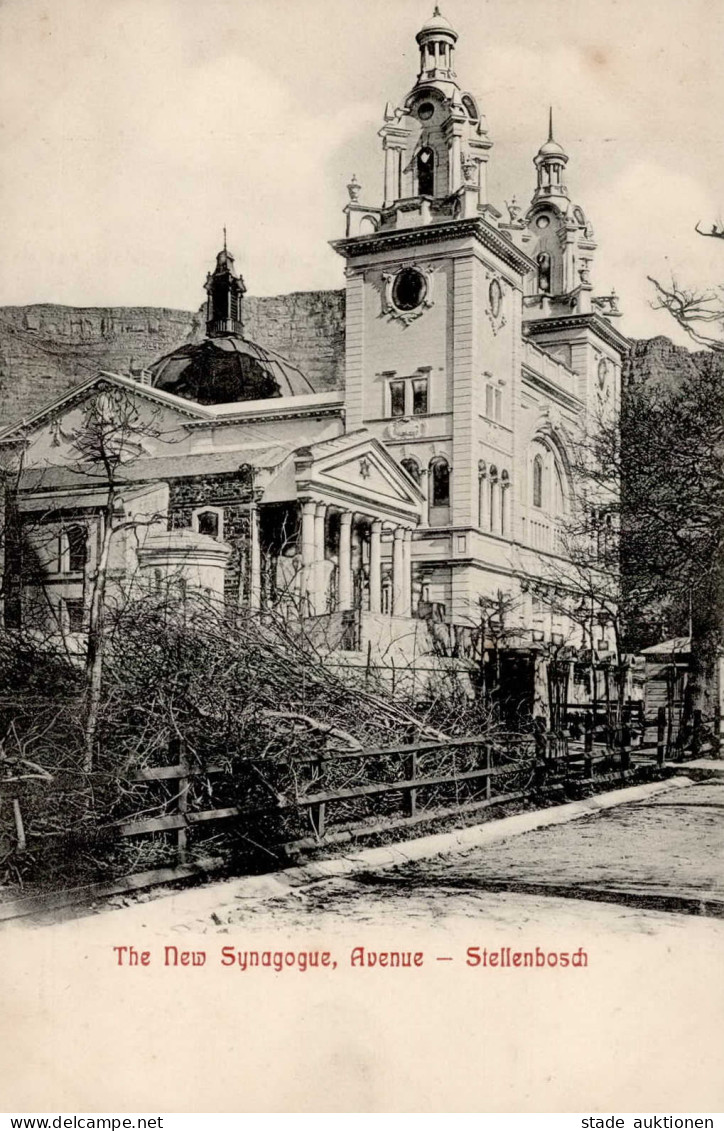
0;297;719;431
0;291;345;428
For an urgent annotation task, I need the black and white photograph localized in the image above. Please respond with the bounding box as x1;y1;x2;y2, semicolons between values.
0;0;723;1117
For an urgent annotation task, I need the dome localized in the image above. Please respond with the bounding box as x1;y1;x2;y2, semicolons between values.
149;335;315;406
417;6;457;40
537;138;568;159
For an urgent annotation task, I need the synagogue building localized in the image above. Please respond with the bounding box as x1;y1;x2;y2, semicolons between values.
0;9;629;705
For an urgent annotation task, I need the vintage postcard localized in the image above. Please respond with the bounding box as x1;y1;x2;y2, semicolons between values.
0;0;723;1116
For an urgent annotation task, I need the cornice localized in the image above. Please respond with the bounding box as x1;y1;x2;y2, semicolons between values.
331;217;535;276
183;405;344;429
523;313;630;356
521;366;583;412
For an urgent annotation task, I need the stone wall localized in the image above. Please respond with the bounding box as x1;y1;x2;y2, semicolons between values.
0;290;345;429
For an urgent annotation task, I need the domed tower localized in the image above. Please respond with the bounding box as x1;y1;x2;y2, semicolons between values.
148;244;314;405
342;7;495;237
524;110;598;311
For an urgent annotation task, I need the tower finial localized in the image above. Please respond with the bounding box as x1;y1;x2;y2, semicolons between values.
548;106;554;142
223;225;227;252
433;4;441;15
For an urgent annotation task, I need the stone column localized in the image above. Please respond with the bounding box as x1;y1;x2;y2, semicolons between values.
300;499;316;614
369;520;382;614
338;511;353;611
313;502;327;614
449;133;462;193
402;529;413;617
383;142;400;207
478;463;487;530
249;504;261;610
392;526;405;616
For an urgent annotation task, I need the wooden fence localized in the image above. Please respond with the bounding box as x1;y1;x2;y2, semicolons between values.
1;716;705;919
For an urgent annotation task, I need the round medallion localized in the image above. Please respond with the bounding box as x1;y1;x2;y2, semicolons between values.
597;358;608;388
488;278;503;319
392;268;428;312
417;101;435;121
536;215;550;229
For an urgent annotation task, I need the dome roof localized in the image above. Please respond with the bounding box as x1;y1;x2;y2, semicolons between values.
149;335;315;406
537;137;568;159
417;6;457;39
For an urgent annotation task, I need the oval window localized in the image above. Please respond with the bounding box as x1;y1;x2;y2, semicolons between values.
392;268;427;312
488;278;503;319
418;101;435;121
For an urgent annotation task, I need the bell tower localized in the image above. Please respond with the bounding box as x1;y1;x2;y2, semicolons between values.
344;8;495;237
333;9;535;624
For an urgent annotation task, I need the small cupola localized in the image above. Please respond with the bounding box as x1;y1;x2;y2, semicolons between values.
415;6;458;85
533;108;570;205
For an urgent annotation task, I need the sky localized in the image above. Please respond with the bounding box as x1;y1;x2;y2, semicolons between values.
1;0;723;345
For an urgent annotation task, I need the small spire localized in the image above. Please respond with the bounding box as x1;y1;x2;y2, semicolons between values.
433;4;441;15
548;106;554;142
223;225;227;252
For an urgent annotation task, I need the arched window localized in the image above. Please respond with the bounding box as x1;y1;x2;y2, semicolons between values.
537;251;551;294
532;456;544;509
500;469;510;536
417;147;435;196
430;457;450;507
488;465;499;531
401;457;421;486
61;525;87;574
193;507;224;540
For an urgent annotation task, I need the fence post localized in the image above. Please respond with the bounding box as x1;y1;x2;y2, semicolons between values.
620;723;631;775
175;740;189;863
12;798;26;853
584;712;593;779
484;744;492;802
533;716;547;790
310;756;326;838
657;706;666;767
691;708;702;759
403;751;418;818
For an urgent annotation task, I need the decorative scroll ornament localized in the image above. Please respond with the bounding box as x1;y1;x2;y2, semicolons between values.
485;272;507;335
381;263;436;325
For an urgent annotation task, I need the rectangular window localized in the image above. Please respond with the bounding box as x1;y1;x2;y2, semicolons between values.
411;377;428;415
65;598;85;633
485;384;494;419
390;380;405;417
494;387;502;421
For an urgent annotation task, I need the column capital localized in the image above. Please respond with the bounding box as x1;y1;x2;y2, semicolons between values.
300;497;317;515
370;518;382;532
315;500;328;515
393;526;405;541
339;510;353;527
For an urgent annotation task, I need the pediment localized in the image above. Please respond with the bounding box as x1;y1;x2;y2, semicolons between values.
0;372;209;474
295;431;424;523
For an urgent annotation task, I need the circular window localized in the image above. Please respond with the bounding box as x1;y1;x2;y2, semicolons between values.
392;268;428;312
418;101;435;121
536;215;550;229
488;278;503;319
